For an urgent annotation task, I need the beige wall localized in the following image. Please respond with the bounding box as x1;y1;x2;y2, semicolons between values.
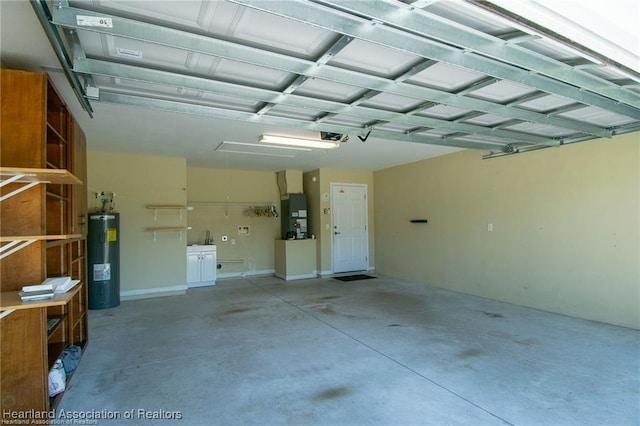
186;167;281;277
374;133;640;329
305;168;375;274
87;152;188;299
86;160;367;290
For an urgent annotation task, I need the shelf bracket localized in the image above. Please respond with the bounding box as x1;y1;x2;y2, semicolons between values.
0;239;37;260
0;177;40;202
0;309;15;320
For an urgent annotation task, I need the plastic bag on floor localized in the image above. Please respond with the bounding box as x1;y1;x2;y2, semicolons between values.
61;345;81;375
48;359;66;397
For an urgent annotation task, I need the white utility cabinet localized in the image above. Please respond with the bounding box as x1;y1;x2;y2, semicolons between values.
187;245;216;287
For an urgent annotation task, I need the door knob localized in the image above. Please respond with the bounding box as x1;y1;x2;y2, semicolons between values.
334;231;341;235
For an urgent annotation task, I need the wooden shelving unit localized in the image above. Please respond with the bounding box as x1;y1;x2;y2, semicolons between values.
0;69;89;418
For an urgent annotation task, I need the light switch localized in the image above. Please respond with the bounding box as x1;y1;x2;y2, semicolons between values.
487;223;493;232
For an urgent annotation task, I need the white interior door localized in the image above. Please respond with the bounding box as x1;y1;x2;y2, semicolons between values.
331;183;368;273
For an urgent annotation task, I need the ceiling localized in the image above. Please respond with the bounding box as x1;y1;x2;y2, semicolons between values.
1;0;639;172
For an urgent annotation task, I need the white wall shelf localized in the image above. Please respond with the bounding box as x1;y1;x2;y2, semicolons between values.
188;202;278;218
146;227;191;242
188;201;274;208
146;204;188;221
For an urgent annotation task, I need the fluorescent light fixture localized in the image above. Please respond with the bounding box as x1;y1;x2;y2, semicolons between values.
216;141;310;158
259;134;340;149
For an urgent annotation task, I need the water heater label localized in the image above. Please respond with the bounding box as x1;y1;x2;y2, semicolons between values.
93;264;111;281
107;229;117;242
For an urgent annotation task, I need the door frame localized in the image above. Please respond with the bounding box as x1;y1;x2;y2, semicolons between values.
330;182;369;273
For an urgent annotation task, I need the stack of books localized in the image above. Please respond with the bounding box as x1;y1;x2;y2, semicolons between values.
19;276;80;301
19;283;55;301
43;276;80;293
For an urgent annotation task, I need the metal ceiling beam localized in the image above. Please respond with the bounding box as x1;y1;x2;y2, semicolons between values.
30;0;93;117
303;0;640;113
259;35;352;116
394;59;438;83
453;111;486;122
75;58;556;146
51;5;610;139
505;92;549;107
467;0;640;85
98;91;505;151
454;77;500;96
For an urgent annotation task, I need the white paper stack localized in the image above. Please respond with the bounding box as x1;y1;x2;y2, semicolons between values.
21;283;55;293
20;282;55;301
19;277;81;301
40;277;81;293
41;276;71;290
54;279;81;293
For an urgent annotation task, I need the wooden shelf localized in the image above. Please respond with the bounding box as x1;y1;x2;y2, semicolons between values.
0;234;82;242
1;167;80;203
0;235;83;260
46;191;69;201
46;236;83;248
0;167;81;185
47;314;67;337
46;122;68;145
0;285;80;311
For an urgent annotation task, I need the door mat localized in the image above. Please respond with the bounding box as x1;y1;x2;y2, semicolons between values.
333;274;376;282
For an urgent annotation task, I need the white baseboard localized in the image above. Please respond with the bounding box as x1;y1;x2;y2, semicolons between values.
187;281;216;288
217;269;275;280
275;271;318;281
120;285;187;301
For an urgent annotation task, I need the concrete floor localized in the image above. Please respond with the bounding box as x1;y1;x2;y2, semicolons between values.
58;275;639;425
